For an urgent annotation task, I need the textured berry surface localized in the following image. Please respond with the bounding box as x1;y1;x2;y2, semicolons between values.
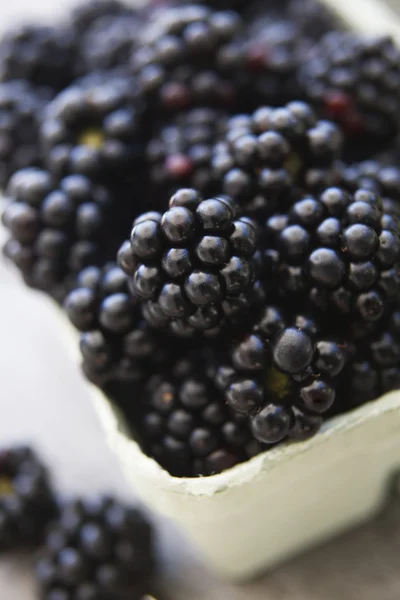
0;81;51;188
120;189;263;336
2;168;115;301
212;102;342;219
40;76;145;182
0;446;56;550
138;352;263;476
35;496;154;600
299;33;400;157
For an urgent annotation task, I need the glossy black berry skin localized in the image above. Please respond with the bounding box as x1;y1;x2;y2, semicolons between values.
262;187;400;324
131;4;241;111
0;81;51;189
139;353;261;477
120;190;261;336
2;168;113;300
147;108;227;196
0;24;75;92
212;102;342;219
71;0;132;34
41;76;145;182
299;33;400;156
212;304;349;445
35;496;154;600
64;264;168;388
0;446;57;550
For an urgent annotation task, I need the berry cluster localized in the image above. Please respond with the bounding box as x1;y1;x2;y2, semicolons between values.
0;445;156;599
212;101;342;219
299;33;400;156
119;189;263;337
1;0;399;479
140;352;261;476
0;446;56;550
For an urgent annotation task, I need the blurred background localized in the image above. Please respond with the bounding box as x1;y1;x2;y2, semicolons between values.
1;1;400;599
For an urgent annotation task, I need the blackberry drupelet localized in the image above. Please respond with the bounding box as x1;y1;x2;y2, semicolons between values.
0;81;51;189
147;108;227;195
298;33;400;156
40;75;145;183
131;4;242;111
2;168;113;301
64;263;169;388
213;306;349;445
262;187;400;324
0;24;75;92
212;101;342;220
139;352;262;476
79;13;141;74
0;446;56;550
119;189;263;337
35;496;155;600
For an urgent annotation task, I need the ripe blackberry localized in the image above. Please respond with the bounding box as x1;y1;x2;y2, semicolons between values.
299;33;400;156
35;496;155;600
2;168;113;301
0;81;51;189
64;263;170;388
0;24;75;92
340;306;400;410
131;4;242;111
147;108;227;195
119;189;263;337
79;13;141;74
219;19;309;109
213;306;349;445
40;76;145;183
139;353;261;477
212;102;342;220
262;187;400;324
0;446;56;550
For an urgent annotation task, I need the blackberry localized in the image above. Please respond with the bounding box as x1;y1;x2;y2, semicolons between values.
71;0;133;34
35;496;155;600
262;187;400;324
40;76;145;183
64;263;170;388
139;352;261;477
147;108;227;195
213;306;349;445
79;13;141;74
340;306;400;410
0;446;56;550
299;33;400;156
2;168;114;301
219;19;309;110
131;4;242;112
0;24;75;92
119;189;263;336
212;102;342;220
0;81;51;189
